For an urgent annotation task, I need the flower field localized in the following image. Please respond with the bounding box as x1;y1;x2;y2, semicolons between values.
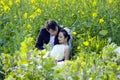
0;0;120;80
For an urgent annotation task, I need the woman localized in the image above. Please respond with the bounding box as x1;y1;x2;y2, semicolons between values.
50;29;71;67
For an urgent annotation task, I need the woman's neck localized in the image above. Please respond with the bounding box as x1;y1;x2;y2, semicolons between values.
62;42;68;45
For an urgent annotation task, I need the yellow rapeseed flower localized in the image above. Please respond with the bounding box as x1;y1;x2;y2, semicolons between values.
92;12;97;18
93;1;96;6
83;41;89;46
41;49;47;56
31;0;35;3
103;74;107;79
0;1;5;5
96;44;99;49
79;53;84;60
22;60;28;65
30;13;36;19
28;37;34;41
72;31;77;35
23;12;28;19
77;46;80;50
27;24;32;30
21;42;27;49
81;61;86;67
14;15;17;19
8;0;13;6
55;0;59;3
99;18;104;23
109;0;113;4
45;0;49;5
84;2;87;7
3;5;10;11
35;8;42;16
15;0;20;4
81;11;84;15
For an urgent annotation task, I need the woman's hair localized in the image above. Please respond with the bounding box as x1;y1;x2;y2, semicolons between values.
45;20;58;30
59;29;70;42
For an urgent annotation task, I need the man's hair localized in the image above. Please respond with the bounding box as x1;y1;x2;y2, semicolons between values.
45;20;58;31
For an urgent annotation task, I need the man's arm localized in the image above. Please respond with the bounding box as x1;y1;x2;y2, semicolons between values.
35;29;44;50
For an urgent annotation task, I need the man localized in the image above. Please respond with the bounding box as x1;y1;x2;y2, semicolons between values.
35;20;62;50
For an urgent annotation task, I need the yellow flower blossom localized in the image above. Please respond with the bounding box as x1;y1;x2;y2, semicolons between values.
16;68;22;73
31;0;35;3
8;0;13;6
28;37;34;41
23;12;28;19
96;44;99;49
109;0;113;4
27;24;32;30
103;74;107;79
30;13;36;19
99;18;104;23
20;42;28;53
92;12;97;18
81;11;84;15
79;54;84;60
32;6;36;10
84;2;87;7
0;1;5;5
15;0;20;4
35;8;42;15
55;0;59;3
21;42;27;49
72;31;77;35
3;5;10;11
41;49;47;56
81;61;86;67
93;1;96;6
77;46;80;50
45;1;49;5
14;15;17;19
72;0;75;4
83;41;89;46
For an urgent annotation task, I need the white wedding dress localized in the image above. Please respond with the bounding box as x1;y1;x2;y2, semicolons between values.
50;44;69;68
37;44;70;70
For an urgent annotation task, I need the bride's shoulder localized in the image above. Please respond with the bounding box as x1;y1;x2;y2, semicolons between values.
64;45;70;49
53;44;62;48
53;44;69;48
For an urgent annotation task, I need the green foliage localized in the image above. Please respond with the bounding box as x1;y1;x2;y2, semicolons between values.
0;37;120;80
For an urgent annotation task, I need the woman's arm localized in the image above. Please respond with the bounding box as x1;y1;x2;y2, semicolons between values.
64;47;70;60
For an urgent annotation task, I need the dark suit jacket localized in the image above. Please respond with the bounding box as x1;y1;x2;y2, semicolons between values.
35;27;62;50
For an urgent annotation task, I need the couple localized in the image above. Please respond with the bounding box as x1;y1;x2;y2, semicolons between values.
35;20;71;65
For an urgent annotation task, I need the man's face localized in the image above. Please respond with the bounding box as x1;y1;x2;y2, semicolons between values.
47;27;58;36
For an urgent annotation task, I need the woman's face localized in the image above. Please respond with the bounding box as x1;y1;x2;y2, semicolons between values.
58;32;67;44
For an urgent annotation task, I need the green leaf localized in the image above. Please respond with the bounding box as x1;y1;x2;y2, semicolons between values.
99;30;108;36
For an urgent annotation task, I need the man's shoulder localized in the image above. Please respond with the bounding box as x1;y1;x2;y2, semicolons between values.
59;27;63;30
40;28;48;33
41;28;46;31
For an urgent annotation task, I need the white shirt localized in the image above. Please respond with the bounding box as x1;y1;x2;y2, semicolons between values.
49;35;55;50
